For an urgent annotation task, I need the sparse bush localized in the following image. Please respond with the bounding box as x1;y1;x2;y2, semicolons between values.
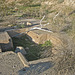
0;0;16;17
20;24;25;28
17;24;25;28
12;35;41;61
41;40;52;47
19;0;33;6
58;0;64;3
0;19;4;22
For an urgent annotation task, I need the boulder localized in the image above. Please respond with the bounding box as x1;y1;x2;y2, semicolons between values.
26;22;32;26
0;32;13;51
15;46;27;55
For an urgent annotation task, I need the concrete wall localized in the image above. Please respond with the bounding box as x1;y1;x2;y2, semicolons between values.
27;31;40;43
27;31;63;47
17;52;29;67
5;27;63;48
0;32;13;51
29;57;53;65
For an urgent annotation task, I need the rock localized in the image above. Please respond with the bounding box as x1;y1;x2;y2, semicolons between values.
8;25;12;27
15;46;27;55
30;45;34;47
0;32;13;51
26;22;32;26
25;47;29;50
23;68;26;71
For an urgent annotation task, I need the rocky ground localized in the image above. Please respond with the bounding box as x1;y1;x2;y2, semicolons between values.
0;51;54;75
0;0;75;75
0;51;24;75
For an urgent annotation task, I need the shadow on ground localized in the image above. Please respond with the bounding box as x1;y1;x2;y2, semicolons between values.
18;61;54;75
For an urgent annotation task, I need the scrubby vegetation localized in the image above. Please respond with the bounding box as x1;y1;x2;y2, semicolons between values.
41;40;52;47
12;35;52;61
58;0;64;3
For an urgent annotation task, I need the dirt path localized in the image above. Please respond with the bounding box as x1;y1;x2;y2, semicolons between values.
0;18;47;32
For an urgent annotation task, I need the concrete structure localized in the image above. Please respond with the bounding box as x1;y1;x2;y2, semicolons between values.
27;30;63;47
17;52;29;67
0;51;53;75
0;32;13;51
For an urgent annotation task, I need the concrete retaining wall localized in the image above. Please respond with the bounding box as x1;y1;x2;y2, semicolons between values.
27;31;63;47
29;57;52;65
17;52;29;67
0;32;13;51
6;28;63;47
